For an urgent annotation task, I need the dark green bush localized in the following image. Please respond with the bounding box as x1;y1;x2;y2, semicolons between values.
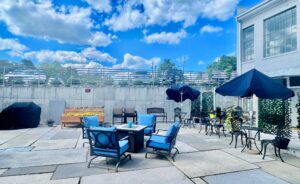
201;92;213;117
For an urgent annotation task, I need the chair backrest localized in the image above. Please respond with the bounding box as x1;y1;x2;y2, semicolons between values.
81;115;99;139
137;114;155;126
113;108;124;116
124;107;136;115
147;107;164;114
165;122;181;144
174;107;181;116
230;117;242;132
87;127;120;155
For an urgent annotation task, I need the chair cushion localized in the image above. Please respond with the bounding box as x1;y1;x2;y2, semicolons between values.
82;115;99;127
166;122;179;137
138;114;155;126
119;140;129;155
89;126;116;131
147;135;170;150
144;127;153;135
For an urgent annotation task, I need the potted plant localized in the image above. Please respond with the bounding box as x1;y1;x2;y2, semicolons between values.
47;119;55;127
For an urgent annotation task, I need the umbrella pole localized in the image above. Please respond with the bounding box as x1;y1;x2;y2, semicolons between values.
180;92;183;109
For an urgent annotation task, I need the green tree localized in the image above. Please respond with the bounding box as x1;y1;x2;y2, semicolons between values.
157;59;183;85
207;55;236;79
21;59;35;69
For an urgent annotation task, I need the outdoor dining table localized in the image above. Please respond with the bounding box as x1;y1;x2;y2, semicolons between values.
241;125;262;152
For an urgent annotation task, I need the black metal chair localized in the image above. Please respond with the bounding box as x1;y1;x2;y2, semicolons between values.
174;107;182;123
112;107;124;125
260;136;290;162
147;107;168;123
229;114;247;148
124;107;137;124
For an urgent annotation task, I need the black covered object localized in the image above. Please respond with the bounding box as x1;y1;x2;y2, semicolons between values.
0;102;41;129
166;84;200;103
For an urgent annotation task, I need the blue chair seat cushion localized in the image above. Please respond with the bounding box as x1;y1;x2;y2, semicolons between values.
92;140;129;158
144;127;153;135
147;135;170;150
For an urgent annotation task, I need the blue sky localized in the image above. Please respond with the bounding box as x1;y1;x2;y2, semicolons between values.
0;0;261;71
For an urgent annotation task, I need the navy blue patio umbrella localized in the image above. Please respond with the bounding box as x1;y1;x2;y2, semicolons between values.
166;85;200;103
215;69;294;100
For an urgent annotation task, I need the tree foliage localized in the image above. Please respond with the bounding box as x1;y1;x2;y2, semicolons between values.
21;59;35;69
157;59;183;85
207;55;236;79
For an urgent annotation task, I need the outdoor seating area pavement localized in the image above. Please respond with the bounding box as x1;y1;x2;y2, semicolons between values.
0;123;300;184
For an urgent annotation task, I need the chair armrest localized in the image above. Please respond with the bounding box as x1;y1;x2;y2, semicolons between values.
120;136;130;141
156;129;168;134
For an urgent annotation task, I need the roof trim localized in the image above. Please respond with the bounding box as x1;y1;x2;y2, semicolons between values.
236;0;283;21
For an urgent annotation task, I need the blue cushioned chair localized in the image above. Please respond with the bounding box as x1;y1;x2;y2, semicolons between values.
87;126;131;172
137;114;156;135
81;115;100;147
145;122;180;161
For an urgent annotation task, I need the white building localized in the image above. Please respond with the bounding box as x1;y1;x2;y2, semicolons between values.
237;0;300;127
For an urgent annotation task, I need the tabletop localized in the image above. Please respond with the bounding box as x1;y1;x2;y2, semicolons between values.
116;124;146;131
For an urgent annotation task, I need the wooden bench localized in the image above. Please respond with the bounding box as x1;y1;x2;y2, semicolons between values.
61;108;104;127
147;107;167;123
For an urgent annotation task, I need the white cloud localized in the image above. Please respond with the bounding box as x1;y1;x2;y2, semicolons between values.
85;0;112;13
105;0;238;31
198;60;205;65
0;38;27;56
144;30;187;44
24;50;86;63
82;47;116;63
113;53;160;69
200;25;223;34
0;0;111;46
23;47;116;64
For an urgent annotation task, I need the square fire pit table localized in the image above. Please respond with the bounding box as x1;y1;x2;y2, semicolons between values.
116;124;146;153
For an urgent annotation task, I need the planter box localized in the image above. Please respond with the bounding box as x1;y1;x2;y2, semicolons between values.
61;108;104;127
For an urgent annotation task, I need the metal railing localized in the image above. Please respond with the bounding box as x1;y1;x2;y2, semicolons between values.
0;66;234;87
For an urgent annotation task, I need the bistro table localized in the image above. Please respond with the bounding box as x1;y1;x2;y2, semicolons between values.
241;126;262;152
116;124;146;153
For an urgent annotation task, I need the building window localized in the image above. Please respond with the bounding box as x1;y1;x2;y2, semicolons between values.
289;76;300;87
264;7;297;57
242;26;254;62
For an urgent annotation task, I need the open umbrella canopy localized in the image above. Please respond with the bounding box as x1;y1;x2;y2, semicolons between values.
166;85;200;103
216;69;294;100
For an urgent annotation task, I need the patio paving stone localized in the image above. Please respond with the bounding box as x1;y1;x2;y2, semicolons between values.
32;139;78;150
0;129;29;145
191;177;207;184
270;154;300;168
257;161;300;184
172;150;258;178
174;141;198;153
0;148;87;168
0;134;42;149
203;169;288;184
188;138;238;151
0;147;33;152
81;166;193;184
107;149;172;172
52;162;108;180
50;131;81;140
0;173;79;184
222;148;274;163
0;169;7;175
1;165;56;176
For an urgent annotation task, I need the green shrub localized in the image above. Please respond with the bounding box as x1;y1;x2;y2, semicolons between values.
258;99;291;138
201;92;213;117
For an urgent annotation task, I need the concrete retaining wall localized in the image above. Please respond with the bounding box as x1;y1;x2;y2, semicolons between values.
0;86;192;124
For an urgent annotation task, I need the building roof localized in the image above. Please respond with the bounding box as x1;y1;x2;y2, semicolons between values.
236;0;284;21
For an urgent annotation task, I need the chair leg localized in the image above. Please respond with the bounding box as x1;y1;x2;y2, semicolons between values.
222;126;226;137
278;148;284;162
274;145;278;157
229;133;233;145
88;156;98;168
241;134;244;145
262;143;269;160
235;134;238;148
171;147;179;162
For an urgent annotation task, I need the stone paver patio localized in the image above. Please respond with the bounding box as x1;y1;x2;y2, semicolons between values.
0;123;299;184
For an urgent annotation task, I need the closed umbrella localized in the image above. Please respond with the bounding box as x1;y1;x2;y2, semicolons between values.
166;85;200;104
